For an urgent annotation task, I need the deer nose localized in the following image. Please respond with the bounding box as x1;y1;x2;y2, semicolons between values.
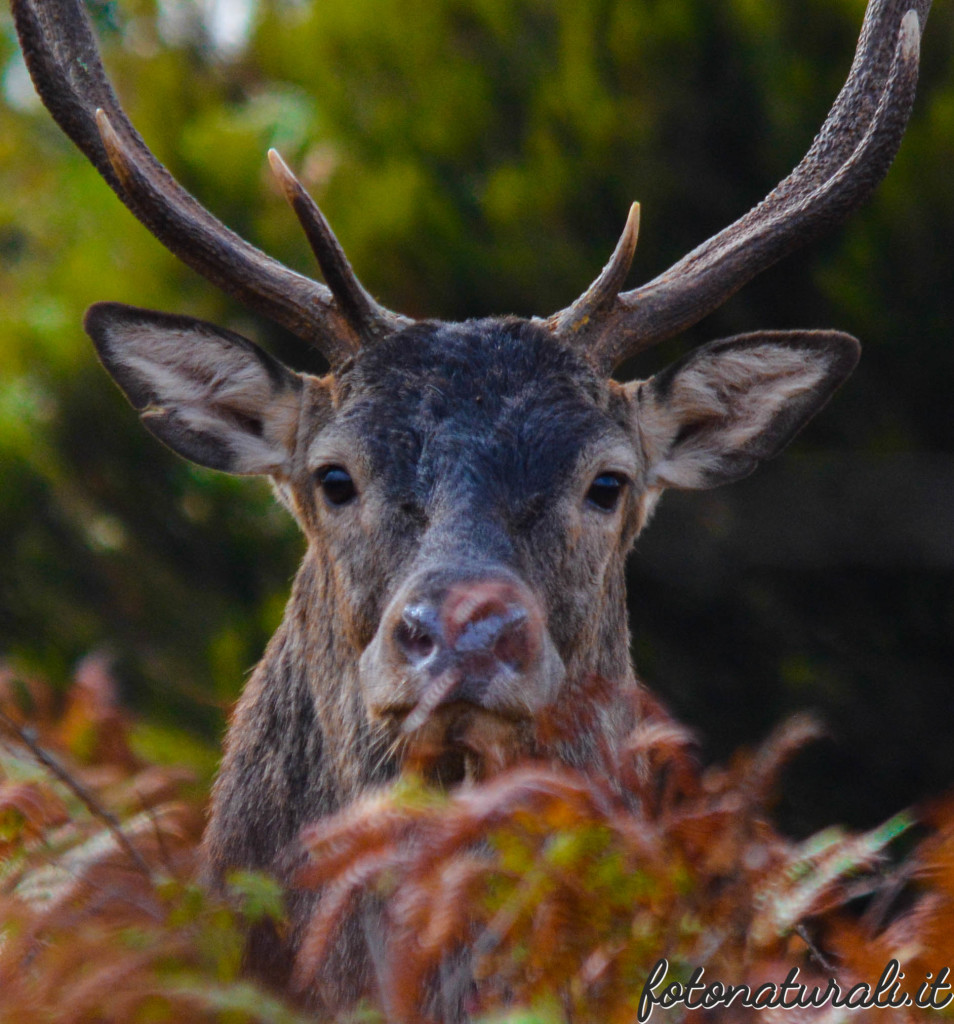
391;579;543;703
441;581;539;675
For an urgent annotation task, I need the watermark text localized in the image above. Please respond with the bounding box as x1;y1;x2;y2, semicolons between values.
637;958;952;1021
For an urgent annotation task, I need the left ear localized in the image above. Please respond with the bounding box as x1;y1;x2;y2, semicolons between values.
85;302;303;476
631;330;860;490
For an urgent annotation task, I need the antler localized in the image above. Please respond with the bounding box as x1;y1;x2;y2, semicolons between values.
548;0;931;373
14;0;930;375
11;0;407;367
266;149;411;345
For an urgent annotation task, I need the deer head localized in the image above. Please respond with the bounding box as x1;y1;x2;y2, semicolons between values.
12;0;928;859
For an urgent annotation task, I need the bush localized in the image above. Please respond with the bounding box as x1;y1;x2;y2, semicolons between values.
3;663;954;1022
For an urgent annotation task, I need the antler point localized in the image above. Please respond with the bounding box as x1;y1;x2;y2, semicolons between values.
900;10;921;61
267;147;302;203
94;107;112;137
94;108;126;179
267;147;287;175
623;202;641;251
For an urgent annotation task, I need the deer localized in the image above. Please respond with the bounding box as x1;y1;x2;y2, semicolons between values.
11;0;931;1011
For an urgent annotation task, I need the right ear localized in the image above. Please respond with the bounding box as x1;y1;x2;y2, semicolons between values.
629;330;860;491
85;302;303;475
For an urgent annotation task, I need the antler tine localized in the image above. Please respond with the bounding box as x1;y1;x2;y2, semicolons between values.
12;0;369;368
545;203;640;340
555;0;930;373
267;150;412;344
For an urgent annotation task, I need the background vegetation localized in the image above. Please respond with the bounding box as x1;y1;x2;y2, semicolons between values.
1;0;953;833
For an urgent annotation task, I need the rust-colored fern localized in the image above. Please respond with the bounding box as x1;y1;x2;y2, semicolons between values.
295;696;953;1023
4;662;954;1023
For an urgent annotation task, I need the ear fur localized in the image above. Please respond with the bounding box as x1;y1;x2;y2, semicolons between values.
632;330;860;490
85;302;302;475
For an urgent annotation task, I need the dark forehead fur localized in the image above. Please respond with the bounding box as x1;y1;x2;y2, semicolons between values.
340;317;605;401
332;318;623;508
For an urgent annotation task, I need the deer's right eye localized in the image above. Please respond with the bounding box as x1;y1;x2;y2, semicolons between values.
317;465;357;506
586;472;625;512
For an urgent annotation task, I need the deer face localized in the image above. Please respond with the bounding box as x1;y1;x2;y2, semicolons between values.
297;320;640;769
85;304;858;778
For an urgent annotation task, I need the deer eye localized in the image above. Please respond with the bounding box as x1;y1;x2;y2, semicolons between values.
586;472;625;512
317;465;357;506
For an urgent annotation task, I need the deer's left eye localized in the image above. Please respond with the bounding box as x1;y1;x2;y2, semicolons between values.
586;473;626;512
317;465;357;506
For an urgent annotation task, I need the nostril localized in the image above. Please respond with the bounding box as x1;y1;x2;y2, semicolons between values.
397;622;436;661
492;609;534;671
394;604;441;666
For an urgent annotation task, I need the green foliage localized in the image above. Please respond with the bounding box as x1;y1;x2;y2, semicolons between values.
227;869;287;926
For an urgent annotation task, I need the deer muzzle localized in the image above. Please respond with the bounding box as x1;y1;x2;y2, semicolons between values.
360;571;564;742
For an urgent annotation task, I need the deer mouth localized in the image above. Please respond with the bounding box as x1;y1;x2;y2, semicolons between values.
400;702;529;787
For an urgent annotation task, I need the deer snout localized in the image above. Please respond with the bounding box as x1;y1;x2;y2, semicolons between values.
395;581;541;684
361;573;560;730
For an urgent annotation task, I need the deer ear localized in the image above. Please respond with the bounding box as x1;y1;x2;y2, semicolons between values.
633;330;860;490
85;302;302;476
